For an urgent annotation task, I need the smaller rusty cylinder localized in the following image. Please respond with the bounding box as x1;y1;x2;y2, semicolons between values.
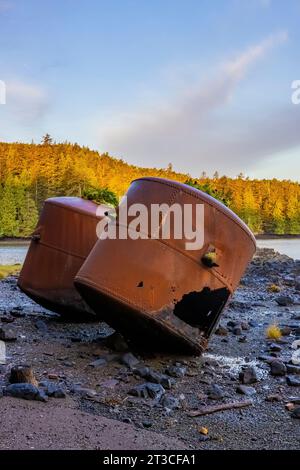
75;178;256;353
18;197;109;320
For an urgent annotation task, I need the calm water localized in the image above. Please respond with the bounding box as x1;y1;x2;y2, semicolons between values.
0;238;299;265
0;242;29;265
256;238;300;260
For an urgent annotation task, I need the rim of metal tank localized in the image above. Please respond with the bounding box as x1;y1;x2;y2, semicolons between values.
131;177;257;249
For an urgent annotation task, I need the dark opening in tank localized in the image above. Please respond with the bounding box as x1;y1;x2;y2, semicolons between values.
173;286;230;336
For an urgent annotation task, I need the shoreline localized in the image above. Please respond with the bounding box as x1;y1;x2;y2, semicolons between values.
1;235;300;245
255;234;300;240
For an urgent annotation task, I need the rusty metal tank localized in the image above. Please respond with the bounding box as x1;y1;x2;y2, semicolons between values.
75;178;256;353
18;197;109;320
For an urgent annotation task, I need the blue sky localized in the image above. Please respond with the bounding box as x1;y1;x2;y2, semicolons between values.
0;0;299;180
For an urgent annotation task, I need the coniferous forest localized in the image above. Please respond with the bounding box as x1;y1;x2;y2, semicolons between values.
0;138;299;238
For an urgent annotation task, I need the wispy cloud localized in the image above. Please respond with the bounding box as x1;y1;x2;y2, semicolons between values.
95;32;290;175
6;80;49;123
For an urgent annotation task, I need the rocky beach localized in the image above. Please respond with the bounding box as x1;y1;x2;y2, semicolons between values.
0;247;300;450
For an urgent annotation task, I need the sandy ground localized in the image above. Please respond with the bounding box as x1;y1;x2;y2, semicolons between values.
0;248;300;450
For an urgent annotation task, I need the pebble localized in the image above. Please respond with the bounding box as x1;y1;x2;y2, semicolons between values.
10;309;25;318
286;365;300;375
89;357;107;368
280;326;292;336
270;360;287;377
142;421;153;428
135;367;174;389
215;325;228;336
120;352;139;369
165;365;186;378
160;394;180;411
233;326;243;336
239;366;258;384
269;343;282;352
238;335;247;343
3;383;47;402
44;382;66;398
129;382;165;400
207;384;224;400
48;373;59;380
0;326;17;341
286;376;300;387
71;386;97;397
265;394;282;402
276;296;294;306
1;316;14;323
291;407;300;419
236;385;256;396
34;320;48;332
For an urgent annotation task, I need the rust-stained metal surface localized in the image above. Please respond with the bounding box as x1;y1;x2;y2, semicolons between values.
75;177;256;354
18;197;109;319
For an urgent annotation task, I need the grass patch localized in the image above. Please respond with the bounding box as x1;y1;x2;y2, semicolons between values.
266;323;282;341
0;264;21;280
267;284;281;293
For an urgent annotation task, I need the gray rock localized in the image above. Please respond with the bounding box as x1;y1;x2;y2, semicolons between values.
215;325;228;336
258;354;278;364
44;383;66;398
199;435;210;442
3;383;47;402
233;326;243;336
89;357;107;368
238;335;247;343
236;385;256;396
0;326;17;341
241;321;250;331
249;320;259;328
10;309;25;318
276;296;294;306
120;352;139;369
286;364;300;375
286;376;300;386
134;367;174;389
269;343;282;352
207;384;224;400
71;386;97;397
128;382;165;400
146;383;165;400
165;365;186;378
281;326;292;336
291;407;300;418
160;375;174;390
270;360;287;377
34;320;48;332
160;394;180;411
142;421;152;428
239;366;258;384
134;366;150;378
128;384;149;399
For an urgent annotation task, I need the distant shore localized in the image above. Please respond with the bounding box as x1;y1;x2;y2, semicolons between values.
0;234;300;245
255;234;300;240
0;238;30;245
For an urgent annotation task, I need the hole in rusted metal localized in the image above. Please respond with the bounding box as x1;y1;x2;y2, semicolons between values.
201;246;219;268
173;287;230;335
137;281;144;288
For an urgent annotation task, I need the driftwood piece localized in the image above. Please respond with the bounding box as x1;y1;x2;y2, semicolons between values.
9;364;38;387
188;400;253;417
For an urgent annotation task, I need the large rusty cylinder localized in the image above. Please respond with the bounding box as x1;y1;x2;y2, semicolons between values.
75;178;256;353
18;197;110;320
